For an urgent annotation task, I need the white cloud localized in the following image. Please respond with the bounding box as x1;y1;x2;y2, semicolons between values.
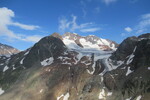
138;14;150;29
102;0;117;5
21;35;42;42
124;27;132;32
80;28;101;32
11;22;40;30
122;13;150;36
59;15;100;33
141;13;150;19
0;7;42;43
135;13;150;34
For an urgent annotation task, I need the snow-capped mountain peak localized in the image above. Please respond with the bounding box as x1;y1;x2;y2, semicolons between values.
62;32;118;51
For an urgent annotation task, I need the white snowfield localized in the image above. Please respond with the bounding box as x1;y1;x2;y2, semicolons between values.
63;34;117;52
63;37;81;50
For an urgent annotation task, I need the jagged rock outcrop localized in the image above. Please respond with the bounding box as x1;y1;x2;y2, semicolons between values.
110;36;138;61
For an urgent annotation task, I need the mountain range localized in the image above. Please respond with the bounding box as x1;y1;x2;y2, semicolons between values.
0;32;149;100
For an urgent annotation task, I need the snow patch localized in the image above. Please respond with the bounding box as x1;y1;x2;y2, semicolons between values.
133;46;137;52
101;76;104;82
3;65;9;72
104;58;113;71
126;46;137;65
57;92;70;100
126;54;134;65
108;59;124;71
126;97;131;100
41;57;54;66
62;62;72;65
99;89;105;99
63;92;70;100
0;63;4;66
86;62;96;75
0;88;4;95
39;89;43;93
24;50;30;56
58;56;71;61
57;94;64;100
136;95;142;100
20;58;25;64
126;67;133;76
107;92;112;96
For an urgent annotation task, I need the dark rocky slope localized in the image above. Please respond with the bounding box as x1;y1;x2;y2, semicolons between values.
103;33;150;100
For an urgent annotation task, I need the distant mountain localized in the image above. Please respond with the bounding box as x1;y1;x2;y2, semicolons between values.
0;33;149;100
0;43;20;56
62;32;118;51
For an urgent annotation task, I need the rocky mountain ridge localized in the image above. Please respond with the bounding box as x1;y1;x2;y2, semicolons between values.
0;33;149;100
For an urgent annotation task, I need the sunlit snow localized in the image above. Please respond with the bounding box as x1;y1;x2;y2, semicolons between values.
99;89;105;99
41;57;54;66
57;92;70;100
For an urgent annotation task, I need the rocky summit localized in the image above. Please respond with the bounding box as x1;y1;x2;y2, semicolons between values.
0;33;150;100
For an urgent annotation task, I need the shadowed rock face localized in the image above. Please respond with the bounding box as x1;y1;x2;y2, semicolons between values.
138;33;150;38
103;33;150;100
110;36;138;61
0;33;150;100
23;35;67;68
131;39;150;70
0;43;20;56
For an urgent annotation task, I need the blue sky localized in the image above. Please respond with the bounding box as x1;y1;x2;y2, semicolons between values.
0;0;150;50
